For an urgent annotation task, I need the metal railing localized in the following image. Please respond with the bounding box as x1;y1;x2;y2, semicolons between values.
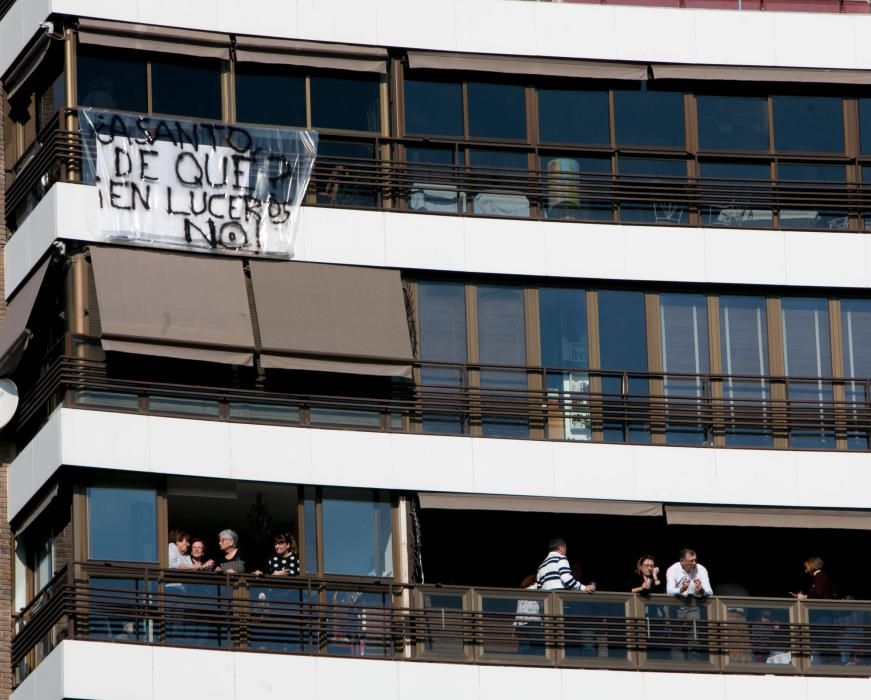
15;347;871;450
12;562;871;685
526;0;869;11
7;110;871;233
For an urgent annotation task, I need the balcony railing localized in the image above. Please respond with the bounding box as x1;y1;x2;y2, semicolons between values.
7;111;871;234
526;0;869;12
14;341;871;450
13;562;871;686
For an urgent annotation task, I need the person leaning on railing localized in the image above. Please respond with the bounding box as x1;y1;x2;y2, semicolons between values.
168;529;194;569
189;537;215;571
252;533;300;578
536;538;595;593
627;554;662;596
214;529;247;574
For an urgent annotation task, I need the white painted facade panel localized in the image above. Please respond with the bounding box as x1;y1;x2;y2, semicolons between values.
10;641;871;700
9;407;871;522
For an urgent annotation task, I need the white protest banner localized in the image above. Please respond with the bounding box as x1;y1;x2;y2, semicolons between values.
80;109;318;256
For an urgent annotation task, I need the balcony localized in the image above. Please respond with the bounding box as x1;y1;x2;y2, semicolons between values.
14;562;871;688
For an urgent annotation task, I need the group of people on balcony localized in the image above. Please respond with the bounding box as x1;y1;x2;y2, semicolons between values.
168;529;300;578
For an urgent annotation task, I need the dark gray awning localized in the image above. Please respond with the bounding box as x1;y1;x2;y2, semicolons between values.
236;37;388;73
89;247;256;366
651;63;871;85
0;257;51;377
77;19;230;60
666;504;871;530
407;50;648;81
250;260;414;378
418;492;663;517
1;31;52;102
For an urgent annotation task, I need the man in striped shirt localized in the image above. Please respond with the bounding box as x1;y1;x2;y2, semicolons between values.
536;538;596;593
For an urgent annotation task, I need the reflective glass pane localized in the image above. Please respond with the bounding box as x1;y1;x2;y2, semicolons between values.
152;59;221;120
614;85;684;148
562;597;630;660
88;487;158;561
304;489;318;574
840;299;871;449
618;157;687;224
697;95;769;151
311;74;380;132
322;489;393;577
538;87;609;145
419;282;467;362
778;163;846;230
404;79;462;136
468;82;526;140
481;592;547;657
660;293;710;445
478;285;526;365
542;155;612;221
598;290;649;443
700;161;772;227
480;369;529;438
773;95;844;153
407;147;464;213
539;288;588;369
719;295;772;447
316;139;377;206
781;297;834;448
77;48;147;113
722;605;793;666
859;98;871;155
235;67;305;126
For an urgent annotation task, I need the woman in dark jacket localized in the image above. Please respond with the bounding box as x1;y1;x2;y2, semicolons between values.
627;554;663;597
793;556;833;600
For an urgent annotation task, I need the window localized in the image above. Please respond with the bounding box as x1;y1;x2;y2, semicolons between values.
151;57;222;119
467;82;526;140
542;155;612;221
317;139;378;207
235;66;305;127
859;98;871;155
322;489;393;577
87;486;158;562
404;79;462;136
614;85;684;148
840;299;871;448
77;47;147;113
697;94;769;152
719;295;772;447
311;74;380;132
778;163;846;230
538;86;609;145
618;157;687;224
700;161;772;227
773;95;844;153
470;150;530;217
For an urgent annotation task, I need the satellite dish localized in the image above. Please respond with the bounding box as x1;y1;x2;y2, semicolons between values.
0;379;19;429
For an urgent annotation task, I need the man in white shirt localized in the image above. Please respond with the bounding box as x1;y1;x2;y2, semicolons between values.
665;548;712;662
666;548;713;599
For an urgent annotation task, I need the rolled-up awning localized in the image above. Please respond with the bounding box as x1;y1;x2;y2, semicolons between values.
77;19;230;60
250;260;414;378
89;246;256;366
407;50;648;81
0;257;51;377
235;37;388;73
418;492;663;517
666;504;871;530
651;63;871;85
1;31;52;102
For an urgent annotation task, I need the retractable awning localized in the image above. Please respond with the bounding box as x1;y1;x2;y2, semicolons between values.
89;247;256;367
666;504;871;530
250;260;414;378
0;257;51;376
418;492;663;517
651;63;871;85
235;37;388;73
77;19;231;60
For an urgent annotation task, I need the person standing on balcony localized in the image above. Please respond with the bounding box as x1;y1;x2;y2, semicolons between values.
536;538;595;593
168;530;194;569
666;548;712;599
666;548;713;662
215;529;246;574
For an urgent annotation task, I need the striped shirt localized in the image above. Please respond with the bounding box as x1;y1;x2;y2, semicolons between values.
537;550;584;591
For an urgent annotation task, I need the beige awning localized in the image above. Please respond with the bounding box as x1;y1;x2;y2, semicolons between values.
666;504;871;530
89;247;256;366
0;257;51;377
407;51;648;81
77;19;230;60
250;260;414;378
651;63;871;85
2;31;52;102
236;37;388;73
418;492;663;517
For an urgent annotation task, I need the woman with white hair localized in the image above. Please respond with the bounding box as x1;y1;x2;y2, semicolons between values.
214;529;246;574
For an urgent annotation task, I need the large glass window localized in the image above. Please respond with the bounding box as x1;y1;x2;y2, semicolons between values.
478;285;528;437
405;79;463;137
407;147;465;213
598;290;649;443
840;299;871;448
419;281;467;433
538;87;609;145
700;161;772;227
618;157;687;224
697;94;769;152
235;66;305;127
778;163;846;230
311;74;380;132
322;489;393;577
660;293;710;445
542;155;612;221
773;95;844;153
316;139;377;207
468;82;526;140
614;85;684;148
151;58;222;120
77;47;147;113
781;297;834;448
470;150;530;217
859;98;871;155
87;486;158;562
540;288;590;441
719;295;772;447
